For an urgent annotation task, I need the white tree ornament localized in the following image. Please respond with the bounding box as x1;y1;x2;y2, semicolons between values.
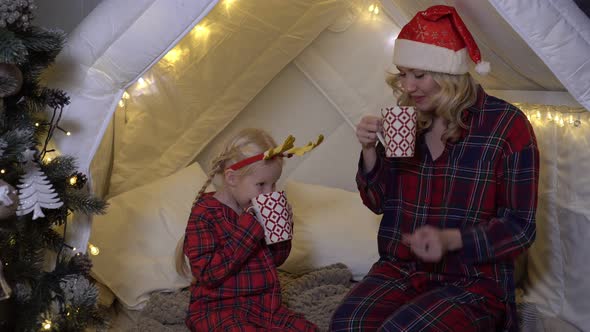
0;179;18;219
0;185;14;206
16;150;63;220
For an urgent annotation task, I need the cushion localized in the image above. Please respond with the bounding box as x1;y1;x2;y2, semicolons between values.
281;180;381;280
89;162;213;309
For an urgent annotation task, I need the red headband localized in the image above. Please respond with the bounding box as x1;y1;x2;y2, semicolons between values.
226;135;323;171
228;153;292;170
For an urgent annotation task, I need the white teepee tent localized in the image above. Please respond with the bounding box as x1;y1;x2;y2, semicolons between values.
46;0;590;330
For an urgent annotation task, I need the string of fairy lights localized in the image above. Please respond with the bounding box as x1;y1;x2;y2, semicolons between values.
518;104;585;128
31;0;581;282
22;2;584;331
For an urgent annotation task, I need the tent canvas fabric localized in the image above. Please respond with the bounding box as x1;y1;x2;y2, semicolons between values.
45;0;590;330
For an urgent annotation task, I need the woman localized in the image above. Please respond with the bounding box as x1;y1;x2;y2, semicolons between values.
330;5;539;332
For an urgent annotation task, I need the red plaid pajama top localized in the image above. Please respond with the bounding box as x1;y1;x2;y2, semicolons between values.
183;193;317;331
357;87;539;330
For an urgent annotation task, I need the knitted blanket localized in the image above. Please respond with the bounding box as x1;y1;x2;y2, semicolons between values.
126;263;353;332
125;263;548;332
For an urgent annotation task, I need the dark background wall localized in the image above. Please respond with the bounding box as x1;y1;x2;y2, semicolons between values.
33;0;103;34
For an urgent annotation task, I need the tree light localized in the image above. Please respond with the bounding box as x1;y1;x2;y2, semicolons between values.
69;175;78;186
42;319;52;330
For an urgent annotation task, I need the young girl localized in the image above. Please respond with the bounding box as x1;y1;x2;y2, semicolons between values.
175;128;318;332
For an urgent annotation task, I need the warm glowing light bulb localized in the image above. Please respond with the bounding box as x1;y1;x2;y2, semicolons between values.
119;100;125;108
72;247;77;251
66;131;71;136
368;4;375;12
164;48;183;63
69;176;77;186
35;122;40;127
374;6;379;14
89;244;100;256
123;91;130;99
192;25;209;38
46;157;52;162
43;320;52;330
0;169;5;174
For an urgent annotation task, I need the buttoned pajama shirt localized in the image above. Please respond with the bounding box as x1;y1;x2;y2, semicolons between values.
331;88;539;332
184;193;317;331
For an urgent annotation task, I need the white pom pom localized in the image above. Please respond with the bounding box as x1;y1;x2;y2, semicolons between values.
475;60;491;75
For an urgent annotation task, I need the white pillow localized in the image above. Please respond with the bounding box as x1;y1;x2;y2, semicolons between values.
281;180;381;280
89;162;212;309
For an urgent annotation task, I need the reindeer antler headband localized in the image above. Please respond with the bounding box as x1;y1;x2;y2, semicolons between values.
228;134;324;171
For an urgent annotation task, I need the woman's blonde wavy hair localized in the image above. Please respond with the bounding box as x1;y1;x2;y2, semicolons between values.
175;128;281;278
385;70;479;143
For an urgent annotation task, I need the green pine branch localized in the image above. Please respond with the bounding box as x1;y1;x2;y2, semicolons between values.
1;2;109;330
63;189;108;216
0;29;29;64
42;156;78;183
18;27;66;55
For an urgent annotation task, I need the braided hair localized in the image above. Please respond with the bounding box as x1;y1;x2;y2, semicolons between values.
176;128;280;278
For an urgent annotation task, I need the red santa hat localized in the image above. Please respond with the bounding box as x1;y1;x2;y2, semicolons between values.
393;5;490;75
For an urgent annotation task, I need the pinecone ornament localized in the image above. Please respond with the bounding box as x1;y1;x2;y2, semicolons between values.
68;172;87;190
69;253;93;276
44;88;70;109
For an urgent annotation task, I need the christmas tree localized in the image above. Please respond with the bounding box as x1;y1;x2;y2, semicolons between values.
0;1;108;331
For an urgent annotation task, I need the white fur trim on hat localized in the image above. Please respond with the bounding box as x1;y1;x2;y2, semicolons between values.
475;60;491;75
393;39;469;75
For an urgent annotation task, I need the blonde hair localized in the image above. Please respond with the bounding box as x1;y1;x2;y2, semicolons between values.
175;128;281;278
385;71;478;143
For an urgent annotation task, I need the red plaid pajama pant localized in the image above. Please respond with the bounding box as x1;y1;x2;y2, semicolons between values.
330;262;507;332
187;303;318;332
